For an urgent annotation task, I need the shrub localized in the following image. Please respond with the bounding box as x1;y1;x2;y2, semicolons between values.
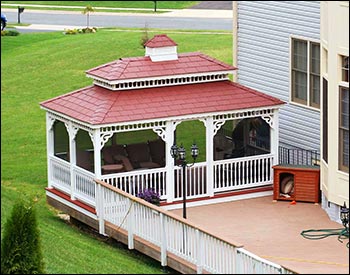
1;30;20;36
81;27;97;33
137;188;160;206
64;28;78;35
1;200;45;274
64;27;97;35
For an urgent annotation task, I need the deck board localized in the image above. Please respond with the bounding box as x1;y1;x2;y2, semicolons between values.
170;196;349;274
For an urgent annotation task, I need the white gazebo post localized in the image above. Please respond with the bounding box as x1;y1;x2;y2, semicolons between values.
204;116;215;197
92;128;105;234
93;129;102;179
165;121;176;203
67;122;78;200
46;113;55;188
270;109;280;166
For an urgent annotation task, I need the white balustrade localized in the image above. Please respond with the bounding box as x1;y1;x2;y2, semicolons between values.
103;190;130;230
214;154;273;193
165;217;197;263
133;203;162;246
236;248;289;274
200;234;236;274
101;168;167;199
174;162;208;201
73;166;96;207
50;156;71;194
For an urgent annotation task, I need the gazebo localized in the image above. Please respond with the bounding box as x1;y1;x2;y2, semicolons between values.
40;34;285;210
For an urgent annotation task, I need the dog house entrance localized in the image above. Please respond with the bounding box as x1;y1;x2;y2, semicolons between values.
278;172;294;199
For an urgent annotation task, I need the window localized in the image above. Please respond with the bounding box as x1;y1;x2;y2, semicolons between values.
322;78;328;163
291;38;320;109
339;87;349;173
341;55;349;83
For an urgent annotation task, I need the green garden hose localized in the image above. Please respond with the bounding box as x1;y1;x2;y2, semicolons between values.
301;228;349;248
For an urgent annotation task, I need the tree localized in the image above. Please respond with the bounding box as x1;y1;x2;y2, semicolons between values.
1;200;45;274
140;22;149;48
82;5;95;28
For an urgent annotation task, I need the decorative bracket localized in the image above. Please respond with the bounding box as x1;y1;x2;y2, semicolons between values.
261;115;274;128
153;126;167;141
64;122;79;141
213;119;226;135
88;131;95;147
100;132;114;149
47;115;56;131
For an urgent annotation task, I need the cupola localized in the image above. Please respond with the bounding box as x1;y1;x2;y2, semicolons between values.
144;34;178;62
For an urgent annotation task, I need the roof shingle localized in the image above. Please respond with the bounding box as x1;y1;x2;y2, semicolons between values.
40;81;285;125
144;34;178;48
86;52;237;81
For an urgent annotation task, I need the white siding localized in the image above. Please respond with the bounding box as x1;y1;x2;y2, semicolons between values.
237;1;320;152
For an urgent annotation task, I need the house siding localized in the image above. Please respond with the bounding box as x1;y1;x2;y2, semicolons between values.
237;1;321;152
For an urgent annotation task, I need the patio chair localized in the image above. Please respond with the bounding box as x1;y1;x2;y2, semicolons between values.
148;138;165;167
125;142;161;169
214;132;234;160
102;144;127;165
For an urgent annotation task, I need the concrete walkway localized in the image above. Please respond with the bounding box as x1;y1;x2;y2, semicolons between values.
170;196;349;274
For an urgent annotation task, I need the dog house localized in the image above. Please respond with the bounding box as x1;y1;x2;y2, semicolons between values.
273;164;320;203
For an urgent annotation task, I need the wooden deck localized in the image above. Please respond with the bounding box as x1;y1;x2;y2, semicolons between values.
170;196;349;274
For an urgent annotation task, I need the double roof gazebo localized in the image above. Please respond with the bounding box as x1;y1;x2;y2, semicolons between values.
40;34;284;210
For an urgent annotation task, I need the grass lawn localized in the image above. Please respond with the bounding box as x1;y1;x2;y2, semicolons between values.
1;28;232;273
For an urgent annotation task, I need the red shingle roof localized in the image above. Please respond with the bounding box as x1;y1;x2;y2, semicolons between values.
40;81;284;125
144;34;177;48
86;52;237;81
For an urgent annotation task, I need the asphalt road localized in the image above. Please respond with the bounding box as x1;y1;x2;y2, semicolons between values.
3;8;232;32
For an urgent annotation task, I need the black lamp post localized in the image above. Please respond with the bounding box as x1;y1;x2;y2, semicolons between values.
340;202;349;233
170;143;199;219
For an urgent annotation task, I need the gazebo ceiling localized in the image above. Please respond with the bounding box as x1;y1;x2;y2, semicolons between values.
40;80;284;126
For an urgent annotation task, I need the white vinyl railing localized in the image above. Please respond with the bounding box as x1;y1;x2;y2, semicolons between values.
96;180;295;274
101;167;167;199
50;154;274;206
50;156;96;207
236;248;295;274
50;156;71;194
214;154;273;193
174;162;207;201
73;166;96;207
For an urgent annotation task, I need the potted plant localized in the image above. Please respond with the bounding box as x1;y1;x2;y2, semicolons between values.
137;188;160;206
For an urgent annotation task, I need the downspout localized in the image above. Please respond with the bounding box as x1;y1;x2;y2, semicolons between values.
232;1;238;82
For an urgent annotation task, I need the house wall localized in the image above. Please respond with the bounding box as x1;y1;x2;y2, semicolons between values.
234;1;320;152
320;1;349;221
